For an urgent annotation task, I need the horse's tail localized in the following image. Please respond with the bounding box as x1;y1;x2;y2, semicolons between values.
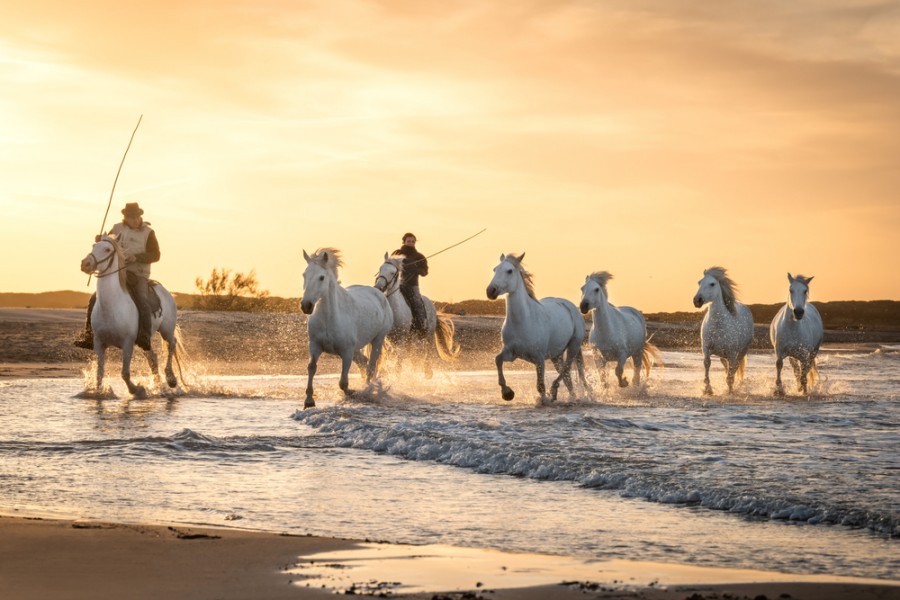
642;334;663;379
808;358;819;387
735;353;748;383
434;312;461;361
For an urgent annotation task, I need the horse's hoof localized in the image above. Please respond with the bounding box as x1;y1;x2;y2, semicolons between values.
501;387;515;401
774;387;785;397
619;379;629;388
133;386;148;400
304;397;316;409
703;386;714;396
166;375;177;388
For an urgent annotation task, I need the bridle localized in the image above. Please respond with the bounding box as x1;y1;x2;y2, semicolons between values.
85;240;127;279
374;262;401;297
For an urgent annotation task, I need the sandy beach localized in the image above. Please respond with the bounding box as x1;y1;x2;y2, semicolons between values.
1;308;898;599
2;515;898;600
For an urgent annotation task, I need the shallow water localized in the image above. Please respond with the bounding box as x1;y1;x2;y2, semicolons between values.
0;348;897;582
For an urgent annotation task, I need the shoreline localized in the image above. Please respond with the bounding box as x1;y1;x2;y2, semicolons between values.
1;514;897;600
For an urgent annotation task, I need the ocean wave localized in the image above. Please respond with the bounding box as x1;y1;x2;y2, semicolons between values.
293;405;899;537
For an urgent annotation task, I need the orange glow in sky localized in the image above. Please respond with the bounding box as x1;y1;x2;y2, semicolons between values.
1;1;898;311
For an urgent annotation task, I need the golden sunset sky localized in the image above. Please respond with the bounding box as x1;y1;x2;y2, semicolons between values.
2;1;898;312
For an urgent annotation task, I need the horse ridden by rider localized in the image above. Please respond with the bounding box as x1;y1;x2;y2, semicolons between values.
75;202;160;352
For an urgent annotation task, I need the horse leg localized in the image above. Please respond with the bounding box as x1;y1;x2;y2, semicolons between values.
339;352;354;396
535;359;549;403
95;346;106;392
163;332;177;388
724;358;736;394
702;353;713;395
367;336;387;384
615;358;628;388
121;344;146;399
632;352;643;388
774;355;785;397
305;348;321;408
799;360;810;395
549;355;573;401
145;345;161;390
790;358;802;392
495;347;516;401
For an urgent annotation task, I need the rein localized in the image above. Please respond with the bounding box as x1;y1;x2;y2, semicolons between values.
87;242;127;279
375;265;401;297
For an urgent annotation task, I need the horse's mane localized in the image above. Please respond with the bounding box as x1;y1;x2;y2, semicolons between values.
794;274;813;286
102;235;128;289
704;266;739;314
587;271;613;290
388;253;406;271
504;253;537;300
312;247;343;276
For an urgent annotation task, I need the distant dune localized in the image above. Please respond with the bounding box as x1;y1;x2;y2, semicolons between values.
2;291;897;332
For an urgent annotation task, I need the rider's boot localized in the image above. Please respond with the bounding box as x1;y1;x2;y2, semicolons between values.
136;328;152;352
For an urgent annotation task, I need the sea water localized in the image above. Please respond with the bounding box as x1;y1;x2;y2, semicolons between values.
0;348;897;582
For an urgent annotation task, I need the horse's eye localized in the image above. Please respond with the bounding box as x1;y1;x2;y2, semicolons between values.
708;282;715;287
319;275;325;281
506;268;513;274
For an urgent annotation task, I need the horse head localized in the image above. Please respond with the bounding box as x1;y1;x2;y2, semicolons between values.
580;272;613;314
374;252;402;293
81;236;127;288
694;266;738;314
301;247;342;314
788;273;814;320
487;253;532;300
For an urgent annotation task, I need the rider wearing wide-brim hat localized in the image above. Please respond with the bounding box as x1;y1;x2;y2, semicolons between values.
74;202;160;351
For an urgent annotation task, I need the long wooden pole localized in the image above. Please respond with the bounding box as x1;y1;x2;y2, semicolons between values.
88;115;143;285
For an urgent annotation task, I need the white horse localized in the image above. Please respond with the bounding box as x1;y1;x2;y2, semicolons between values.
770;273;823;396
486;253;589;403
373;253;460;373
693;266;754;395
79;235;179;397
300;248;393;409
580;272;660;389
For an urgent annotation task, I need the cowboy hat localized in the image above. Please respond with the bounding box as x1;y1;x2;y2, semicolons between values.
122;202;144;217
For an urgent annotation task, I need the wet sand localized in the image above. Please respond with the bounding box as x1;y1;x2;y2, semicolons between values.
1;516;897;600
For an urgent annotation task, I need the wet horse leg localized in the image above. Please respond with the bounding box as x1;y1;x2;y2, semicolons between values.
702;352;713;395
121;344;146;399
774;354;785;396
615;357;628;388
305;346;321;408
495;347;516;401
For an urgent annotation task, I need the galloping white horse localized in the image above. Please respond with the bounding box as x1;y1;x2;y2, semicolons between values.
580;272;659;388
79;235;179;396
693;266;754;395
300;248;393;408
486;253;588;402
770;273;823;396
373;253;460;371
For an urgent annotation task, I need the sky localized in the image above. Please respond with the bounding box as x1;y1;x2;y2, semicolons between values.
1;0;898;312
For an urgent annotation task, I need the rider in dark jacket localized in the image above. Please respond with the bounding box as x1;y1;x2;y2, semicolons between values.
392;233;428;336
